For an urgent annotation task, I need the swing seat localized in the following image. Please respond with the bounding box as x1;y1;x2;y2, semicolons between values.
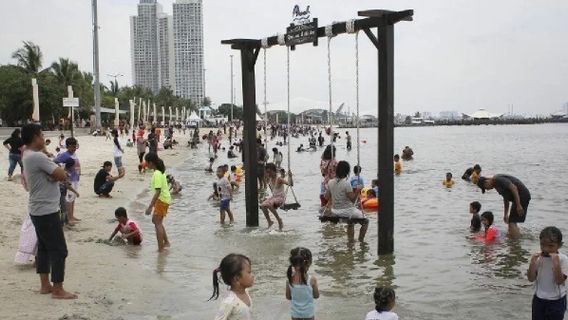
318;214;369;225
280;202;301;211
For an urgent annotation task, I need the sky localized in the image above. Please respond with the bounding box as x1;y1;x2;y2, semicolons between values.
1;0;567;116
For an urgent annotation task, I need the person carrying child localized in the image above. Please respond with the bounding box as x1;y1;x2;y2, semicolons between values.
527;226;568;320
365;287;399;320
144;153;171;252
260;163;293;231
108;207;142;245
217;166;234;225
210;254;254;320
286;247;320;320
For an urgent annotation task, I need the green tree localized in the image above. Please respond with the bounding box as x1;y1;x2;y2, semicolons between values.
0;65;32;125
217;103;242;121
50;58;81;87
11;41;45;74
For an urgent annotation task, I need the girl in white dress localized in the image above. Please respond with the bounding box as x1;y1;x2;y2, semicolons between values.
365;287;399;320
211;254;255;320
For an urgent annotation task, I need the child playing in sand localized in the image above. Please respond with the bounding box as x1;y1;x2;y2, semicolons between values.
469;201;481;232
442;172;455;188
365;287;399;320
210;253;254;320
260;163;293;231
393;154;402;175
475;211;500;242
350;165;365;193
217;166;234;225
527;226;568;319
144;153;171;252
286;247;320;320
108;207;142;245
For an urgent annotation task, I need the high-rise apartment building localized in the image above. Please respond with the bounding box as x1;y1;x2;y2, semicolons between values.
130;0;204;106
130;0;175;93
173;0;204;107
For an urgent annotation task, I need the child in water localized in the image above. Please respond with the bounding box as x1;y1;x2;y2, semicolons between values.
372;179;379;197
108;207;142;245
393;154;402;175
286;247;320;320
442;172;455;188
469;201;482;233
260;163;293;231
350;165;365;193
475;211;500;242
208;182;220;201
217;166;234;224
210;254;254;320
205;157;215;172
167;175;182;195
527;226;568;320
365;287;399;320
144;153;171;252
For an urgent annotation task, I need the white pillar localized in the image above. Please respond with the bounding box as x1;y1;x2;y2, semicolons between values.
146;99;150;122
161;106;165;126
153;103;157;125
168;106;172;125
175;107;179;124
31;78;40;123
137;97;142;124
129;99;135;127
114;97;119;127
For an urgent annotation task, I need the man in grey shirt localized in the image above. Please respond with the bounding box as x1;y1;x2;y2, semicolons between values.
21;124;77;299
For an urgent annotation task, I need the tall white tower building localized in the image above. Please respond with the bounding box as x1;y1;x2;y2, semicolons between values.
130;0;175;93
173;0;204;107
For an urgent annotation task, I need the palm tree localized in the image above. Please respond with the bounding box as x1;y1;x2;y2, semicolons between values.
11;41;44;74
109;80;119;96
51;58;81;87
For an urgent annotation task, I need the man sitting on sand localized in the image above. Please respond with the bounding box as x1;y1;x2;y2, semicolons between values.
94;161;121;198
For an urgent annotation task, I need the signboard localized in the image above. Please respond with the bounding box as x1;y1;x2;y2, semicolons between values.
286;5;318;49
62;97;79;107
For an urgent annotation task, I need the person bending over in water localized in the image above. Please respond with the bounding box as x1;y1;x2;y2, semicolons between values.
208;182;220;201
296;144;305;152
462;164;481;183
210;254;254;320
442;172;455;188
108;207;142;245
477;174;530;238
475;211;500;242
227;146;238;159
260;163;293;231
205;157;215;173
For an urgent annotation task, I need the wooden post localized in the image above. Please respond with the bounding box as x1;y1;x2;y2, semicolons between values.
377;24;395;255
240;47;260;227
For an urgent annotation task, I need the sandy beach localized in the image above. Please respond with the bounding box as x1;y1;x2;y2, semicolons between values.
0;130;195;320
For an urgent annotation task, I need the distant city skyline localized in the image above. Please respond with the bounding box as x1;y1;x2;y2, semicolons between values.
0;0;567;116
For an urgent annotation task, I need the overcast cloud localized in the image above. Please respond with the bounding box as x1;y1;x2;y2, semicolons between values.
1;0;567;116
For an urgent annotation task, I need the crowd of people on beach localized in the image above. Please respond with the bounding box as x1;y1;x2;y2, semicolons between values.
4;120;566;320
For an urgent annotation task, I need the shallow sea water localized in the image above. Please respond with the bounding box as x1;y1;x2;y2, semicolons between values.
122;124;568;319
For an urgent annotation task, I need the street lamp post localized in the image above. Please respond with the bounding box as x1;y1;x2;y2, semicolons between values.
92;0;101;130
230;55;234;122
